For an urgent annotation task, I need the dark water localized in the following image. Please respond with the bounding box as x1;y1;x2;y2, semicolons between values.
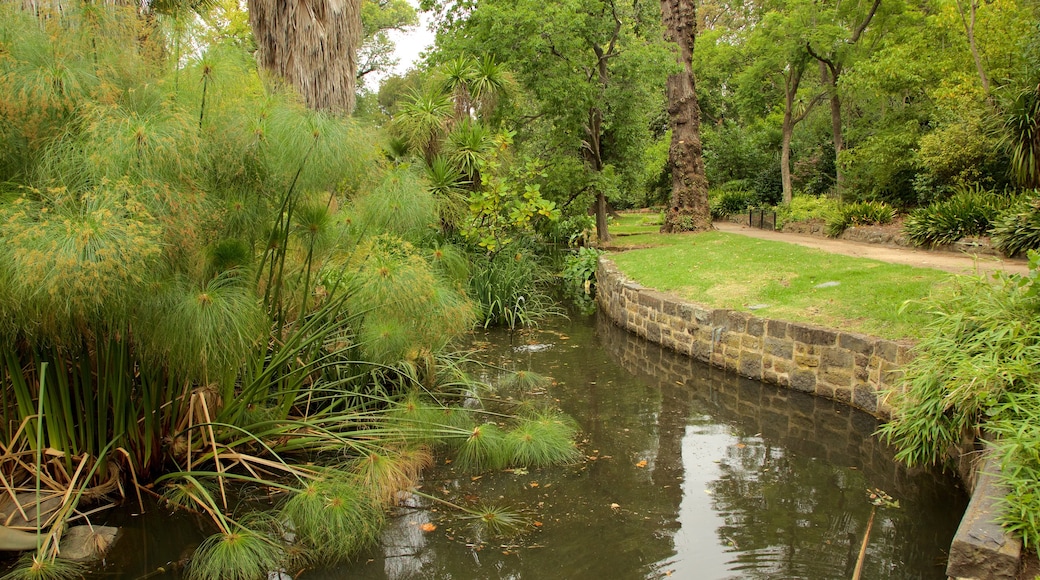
60;312;966;579
317;314;967;580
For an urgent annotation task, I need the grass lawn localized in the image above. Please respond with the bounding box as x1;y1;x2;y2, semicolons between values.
605;225;953;341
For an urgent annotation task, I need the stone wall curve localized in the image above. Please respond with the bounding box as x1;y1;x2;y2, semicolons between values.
596;257;913;419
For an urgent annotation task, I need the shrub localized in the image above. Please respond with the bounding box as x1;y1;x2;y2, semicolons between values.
774;194;839;228
903;186;1017;247
825;201;895;237
561;247;603;313
708;189;756;220
878;251;1040;547
991;192;1040;256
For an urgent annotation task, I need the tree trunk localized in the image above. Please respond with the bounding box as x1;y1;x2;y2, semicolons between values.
826;70;844;198
660;0;711;233
248;0;362;115
956;0;990;95
781;110;794;205
586;104;612;242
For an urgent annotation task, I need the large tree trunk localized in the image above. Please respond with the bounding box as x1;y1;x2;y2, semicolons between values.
248;0;362;115
660;0;710;233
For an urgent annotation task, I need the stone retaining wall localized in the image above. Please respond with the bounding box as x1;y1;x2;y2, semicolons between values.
597;257;912;418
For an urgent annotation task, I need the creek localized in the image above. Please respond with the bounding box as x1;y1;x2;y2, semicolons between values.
44;312;966;579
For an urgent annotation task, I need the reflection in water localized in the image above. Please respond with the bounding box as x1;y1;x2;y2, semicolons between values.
319;313;965;580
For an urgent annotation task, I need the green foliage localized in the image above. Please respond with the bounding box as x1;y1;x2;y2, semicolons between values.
453;423;509;472
547;214;595;247
991;192;1040;257
459;137;560;253
774;194;839;228
1002;80;1040;189
701;119;780;199
825;201;895;238
351;168;440;243
561;247;603;314
708;189;757;220
916;86;1004;197
878;252;1040;546
841;123;920;207
903;186;1016;247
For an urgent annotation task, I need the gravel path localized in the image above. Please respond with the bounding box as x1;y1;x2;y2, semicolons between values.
713;221;1031;276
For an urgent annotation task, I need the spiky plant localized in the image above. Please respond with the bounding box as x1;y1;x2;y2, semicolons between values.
445;120;493;185
393;87;453;163
505;411;581;468
1003;80;1040;189
350;446;432;505
351;168;440;242
186;526;284;580
0;554;85;580
462;504;527;538
281;476;384;564
500;370;552;394
453;423;509;472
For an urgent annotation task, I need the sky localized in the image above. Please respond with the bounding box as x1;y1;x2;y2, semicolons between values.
384;3;436;80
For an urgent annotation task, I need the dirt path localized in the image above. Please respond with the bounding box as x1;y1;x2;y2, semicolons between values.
713;221;1030;276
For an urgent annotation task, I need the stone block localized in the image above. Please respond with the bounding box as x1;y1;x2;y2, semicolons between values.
764;337;793;359
790;369;816;393
947;456;1022;580
727;311;750;333
821;368;853;387
637;292;661;310
795;354;820;368
821;347;854;369
766;319;789;338
740;335;761;351
739;353;764;379
746;317;765;337
661;296;681;317
790;324;838;346
875;340;899;363
838;333;875;356
852;386;878;414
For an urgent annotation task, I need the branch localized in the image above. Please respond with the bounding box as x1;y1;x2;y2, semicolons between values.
805;42;839;78
562;185;594;209
849;0;883;45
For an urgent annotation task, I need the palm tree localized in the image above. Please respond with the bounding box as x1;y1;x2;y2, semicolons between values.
247;0;363;114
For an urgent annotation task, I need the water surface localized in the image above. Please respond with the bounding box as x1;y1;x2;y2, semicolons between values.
323;314;966;580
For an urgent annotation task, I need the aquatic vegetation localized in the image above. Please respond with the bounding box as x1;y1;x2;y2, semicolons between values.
505;411;582;468
186;527;283;580
453;423;510;472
